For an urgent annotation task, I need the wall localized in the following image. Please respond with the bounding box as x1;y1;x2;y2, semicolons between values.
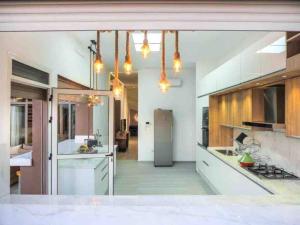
233;129;300;177
0;32;92;196
138;68;196;161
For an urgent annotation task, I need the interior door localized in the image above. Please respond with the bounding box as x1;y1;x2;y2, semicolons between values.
51;88;114;195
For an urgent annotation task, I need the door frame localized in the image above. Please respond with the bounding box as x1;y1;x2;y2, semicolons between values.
0;1;300;31
51;88;114;195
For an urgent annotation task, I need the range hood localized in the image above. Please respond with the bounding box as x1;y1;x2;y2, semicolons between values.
242;85;285;130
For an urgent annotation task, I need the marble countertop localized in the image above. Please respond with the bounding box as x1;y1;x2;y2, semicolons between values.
207;147;300;195
0;195;299;225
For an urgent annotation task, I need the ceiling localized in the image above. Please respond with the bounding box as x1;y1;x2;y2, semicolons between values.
71;30;268;75
70;30;268;111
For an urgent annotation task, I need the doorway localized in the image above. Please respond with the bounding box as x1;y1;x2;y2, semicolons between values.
116;72;138;161
10;82;48;195
51;89;115;195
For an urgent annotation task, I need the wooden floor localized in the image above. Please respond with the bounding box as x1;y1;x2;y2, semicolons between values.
114;160;215;195
117;136;138;160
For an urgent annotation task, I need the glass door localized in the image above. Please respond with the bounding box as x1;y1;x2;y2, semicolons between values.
51;89;114;195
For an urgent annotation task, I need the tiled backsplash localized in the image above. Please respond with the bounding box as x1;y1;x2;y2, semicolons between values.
233;129;300;177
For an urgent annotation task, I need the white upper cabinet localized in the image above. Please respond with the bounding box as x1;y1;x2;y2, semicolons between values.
240;42;262;82
259;32;286;76
217;54;241;90
199;71;218;96
196;32;286;96
241;32;286;82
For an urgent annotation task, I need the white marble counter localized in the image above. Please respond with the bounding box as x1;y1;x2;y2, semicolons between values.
207;147;300;195
0;195;299;225
10;150;32;167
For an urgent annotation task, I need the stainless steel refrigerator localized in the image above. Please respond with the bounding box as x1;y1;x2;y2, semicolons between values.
154;109;173;167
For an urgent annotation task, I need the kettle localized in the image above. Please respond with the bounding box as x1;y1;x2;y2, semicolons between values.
239;152;255;167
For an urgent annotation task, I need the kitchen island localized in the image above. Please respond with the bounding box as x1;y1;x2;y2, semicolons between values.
0;194;299;225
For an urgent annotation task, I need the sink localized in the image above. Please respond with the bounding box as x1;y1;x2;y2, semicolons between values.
216;149;238;156
10;151;32;166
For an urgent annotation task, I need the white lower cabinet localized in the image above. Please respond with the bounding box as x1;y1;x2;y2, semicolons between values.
58;158;109;195
196;145;270;195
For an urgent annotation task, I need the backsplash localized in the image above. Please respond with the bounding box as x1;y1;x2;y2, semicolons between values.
233;129;300;177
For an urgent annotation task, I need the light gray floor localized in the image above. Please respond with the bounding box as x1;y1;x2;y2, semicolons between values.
114;160;215;195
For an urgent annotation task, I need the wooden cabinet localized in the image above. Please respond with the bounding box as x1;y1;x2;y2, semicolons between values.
241;89;253;128
286;77;300;138
231;92;242;127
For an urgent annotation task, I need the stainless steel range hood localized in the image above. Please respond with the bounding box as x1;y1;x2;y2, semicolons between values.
242;85;285;130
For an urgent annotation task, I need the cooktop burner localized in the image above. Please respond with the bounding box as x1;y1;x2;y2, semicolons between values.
246;164;299;179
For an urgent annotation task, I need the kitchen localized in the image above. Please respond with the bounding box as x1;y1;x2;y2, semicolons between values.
195;32;300;195
1;1;300;224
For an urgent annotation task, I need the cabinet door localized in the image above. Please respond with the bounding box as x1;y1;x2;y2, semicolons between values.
217;55;241;90
199;71;218;96
227;94;233;126
218;95;227;125
241;89;252;128
232;92;242;127
241;44;262;82
286;77;300;137
260;32;287;75
207;154;270;195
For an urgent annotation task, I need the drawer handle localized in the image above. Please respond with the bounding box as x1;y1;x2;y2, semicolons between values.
101;172;108;181
101;163;108;172
202;160;209;167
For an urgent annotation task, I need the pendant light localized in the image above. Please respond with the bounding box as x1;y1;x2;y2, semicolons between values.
123;31;133;74
173;31;182;73
141;31;150;58
113;30;122;97
159;31;170;93
94;30;104;74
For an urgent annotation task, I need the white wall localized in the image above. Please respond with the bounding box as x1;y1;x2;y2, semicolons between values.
138;68;196;161
0;32;91;196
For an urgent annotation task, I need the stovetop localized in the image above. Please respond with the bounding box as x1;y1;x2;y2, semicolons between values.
246;164;299;179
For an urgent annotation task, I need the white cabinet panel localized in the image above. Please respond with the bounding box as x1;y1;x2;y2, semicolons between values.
217;55;241;90
241;43;262;82
199;72;218;96
260;32;286;75
197;32;287;96
196;145;270;195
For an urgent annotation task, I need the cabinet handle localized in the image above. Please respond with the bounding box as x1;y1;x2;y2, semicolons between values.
202;160;209;167
101;163;108;172
101;172;108;181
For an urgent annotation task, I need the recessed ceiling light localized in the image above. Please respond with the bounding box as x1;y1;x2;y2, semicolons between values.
132;32;161;52
256;82;260;85
282;75;287;78
256;37;286;54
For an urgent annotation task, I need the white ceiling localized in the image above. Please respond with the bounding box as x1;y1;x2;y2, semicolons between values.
70;30;268;75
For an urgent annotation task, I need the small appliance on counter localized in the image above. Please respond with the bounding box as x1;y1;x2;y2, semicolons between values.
239;152;255;167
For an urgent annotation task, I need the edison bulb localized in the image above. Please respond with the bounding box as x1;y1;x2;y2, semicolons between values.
173;52;182;73
124;56;133;74
159;75;170;93
113;79;122;98
94;57;104;74
141;41;150;58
